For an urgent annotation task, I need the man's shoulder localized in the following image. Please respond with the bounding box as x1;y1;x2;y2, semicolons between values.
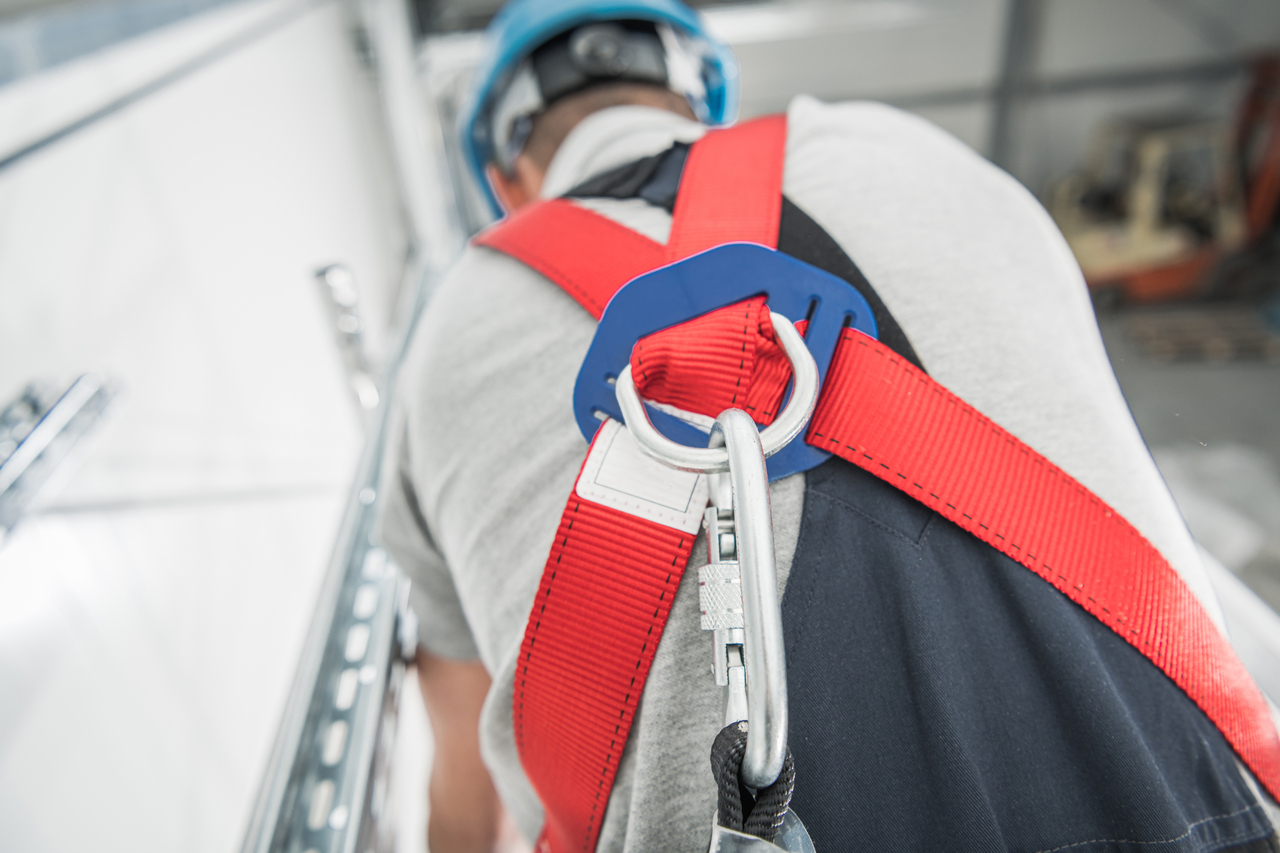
786;95;982;160
414;243;596;356
780;94;1076;307
784;95;1030;207
397;242;598;437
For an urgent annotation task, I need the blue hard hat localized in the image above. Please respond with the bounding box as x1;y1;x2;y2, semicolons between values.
461;0;739;217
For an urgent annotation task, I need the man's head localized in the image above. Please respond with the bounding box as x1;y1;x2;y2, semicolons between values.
462;0;738;216
486;81;696;211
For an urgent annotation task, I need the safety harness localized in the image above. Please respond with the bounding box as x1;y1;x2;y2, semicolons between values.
474;115;1280;853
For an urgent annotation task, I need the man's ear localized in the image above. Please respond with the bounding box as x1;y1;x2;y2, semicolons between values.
486;164;526;214
486;157;545;214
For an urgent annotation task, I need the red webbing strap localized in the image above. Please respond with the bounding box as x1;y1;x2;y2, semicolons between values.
665;114;783;257
473;198;664;319
630;295;792;427
495;119;790;853
805;328;1280;800
473;116;788;322
515;431;695;853
666;114;787;259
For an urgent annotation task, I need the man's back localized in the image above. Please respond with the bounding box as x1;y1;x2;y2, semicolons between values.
382;96;1268;851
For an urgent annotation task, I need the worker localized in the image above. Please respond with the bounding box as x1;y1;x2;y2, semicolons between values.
379;0;1280;851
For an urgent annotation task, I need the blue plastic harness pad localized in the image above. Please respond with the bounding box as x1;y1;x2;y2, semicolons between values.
573;242;879;481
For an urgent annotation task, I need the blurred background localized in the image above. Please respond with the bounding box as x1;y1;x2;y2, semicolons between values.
2;1;1280;851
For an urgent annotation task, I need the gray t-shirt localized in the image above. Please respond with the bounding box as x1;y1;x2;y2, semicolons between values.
380;96;1221;851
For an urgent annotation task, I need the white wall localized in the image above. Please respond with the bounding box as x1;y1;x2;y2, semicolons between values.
0;1;408;850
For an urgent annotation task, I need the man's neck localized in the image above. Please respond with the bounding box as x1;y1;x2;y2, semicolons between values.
539;105;706;200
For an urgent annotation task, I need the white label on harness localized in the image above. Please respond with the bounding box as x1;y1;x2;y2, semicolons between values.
576;419;708;534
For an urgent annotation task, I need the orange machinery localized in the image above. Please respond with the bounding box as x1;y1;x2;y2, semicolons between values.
1051;57;1280;304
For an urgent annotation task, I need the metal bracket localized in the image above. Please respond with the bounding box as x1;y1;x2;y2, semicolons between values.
0;374;116;539
577;243;878;480
709;812;817;853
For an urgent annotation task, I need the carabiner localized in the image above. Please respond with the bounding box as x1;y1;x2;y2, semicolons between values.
611;310;819;851
707;409;788;788
700;414;817;852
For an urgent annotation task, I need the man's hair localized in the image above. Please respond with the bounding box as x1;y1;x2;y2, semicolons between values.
519;82;696;172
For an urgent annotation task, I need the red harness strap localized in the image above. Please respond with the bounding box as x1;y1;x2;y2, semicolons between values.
514;449;695;853
482;117;789;853
473;116;1280;852
666;114;786;258
474;197;664;319
474;114;788;316
807;329;1280;797
631;295;794;427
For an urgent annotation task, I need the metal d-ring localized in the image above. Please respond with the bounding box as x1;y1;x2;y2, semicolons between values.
613;311;819;474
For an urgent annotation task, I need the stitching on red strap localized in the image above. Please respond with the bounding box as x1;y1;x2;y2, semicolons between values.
808;333;1154;616
517;479;694;852
474;198;665;321
514;255;607;318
